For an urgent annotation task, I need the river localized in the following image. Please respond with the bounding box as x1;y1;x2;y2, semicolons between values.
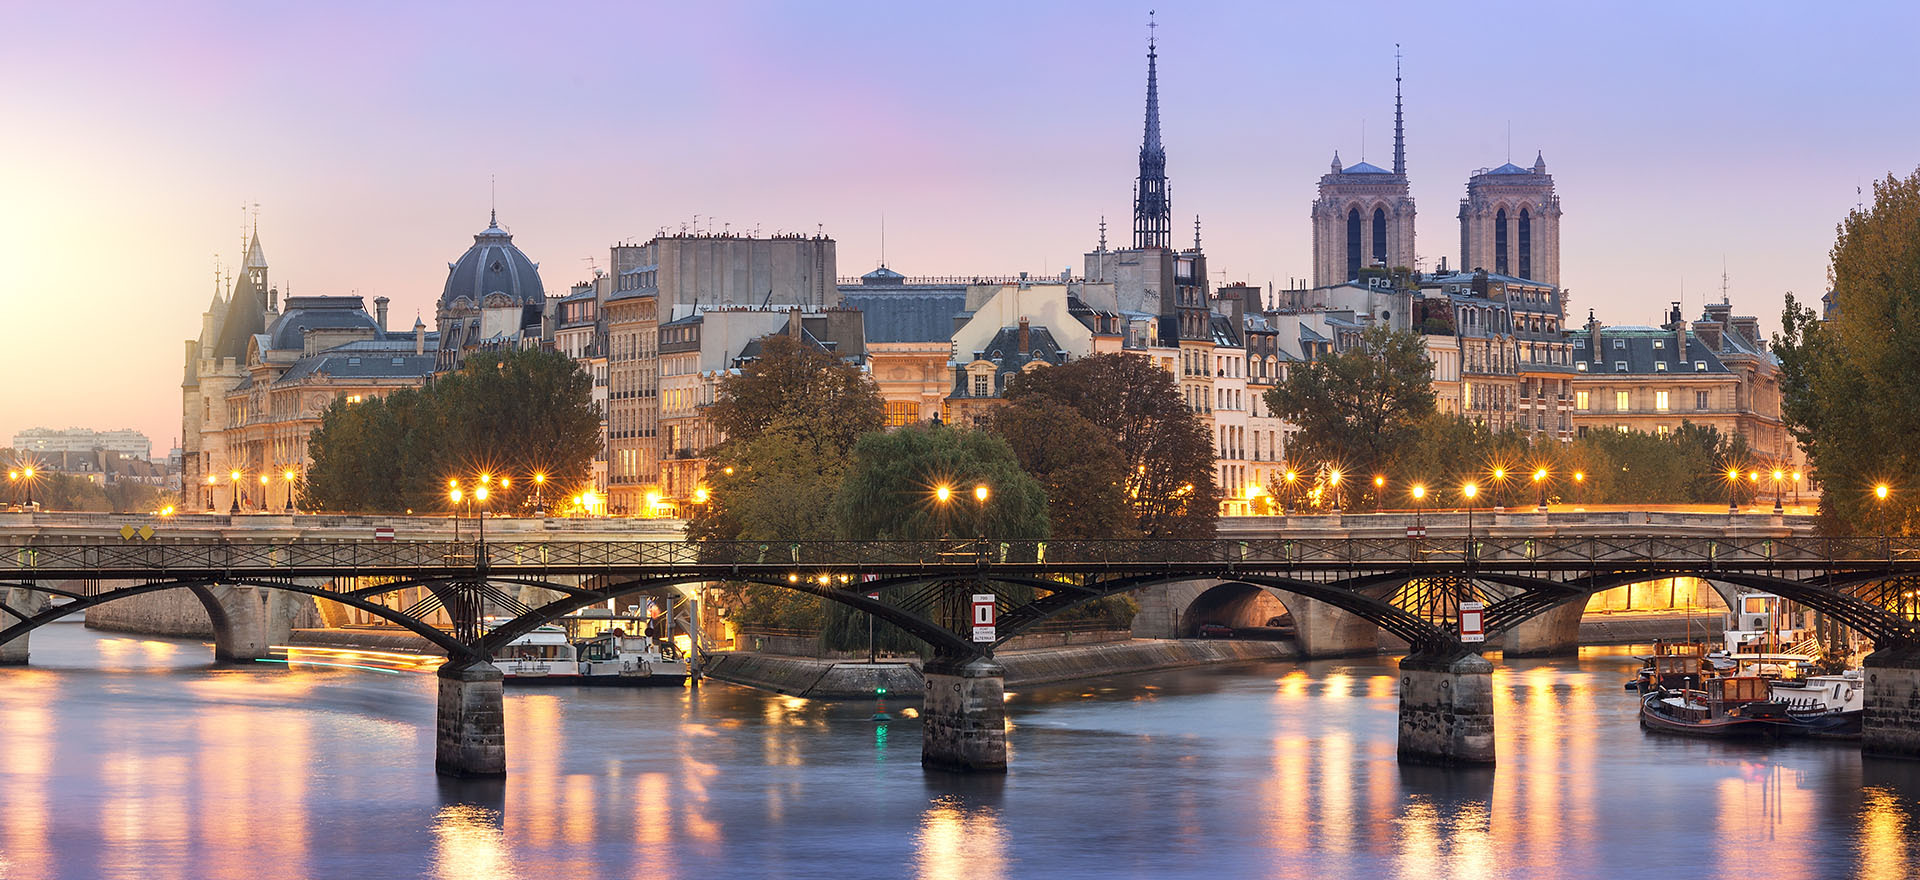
2;621;1918;879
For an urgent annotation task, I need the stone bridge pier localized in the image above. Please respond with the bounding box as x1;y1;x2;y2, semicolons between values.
1134;580;1380;658
1863;645;1920;760
1;586;49;664
436;658;507;778
191;582;309;663
920;653;1008;772
1397;649;1496;765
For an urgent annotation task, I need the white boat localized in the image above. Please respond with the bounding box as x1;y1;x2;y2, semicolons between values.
497;625;689;687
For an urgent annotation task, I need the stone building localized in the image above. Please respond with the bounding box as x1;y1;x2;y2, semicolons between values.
182;230;272;511
1459;155;1562;286
1569;301;1793;462
10;428;153;461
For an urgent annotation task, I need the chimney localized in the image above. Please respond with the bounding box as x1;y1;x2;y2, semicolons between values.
1017;317;1030;354
414;316;426;356
1669;302;1688;359
1585;308;1602;358
374;296;390;333
268;287;279;314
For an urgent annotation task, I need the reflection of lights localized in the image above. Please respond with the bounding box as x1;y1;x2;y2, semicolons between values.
1860;787;1911;880
914;798;1007;880
253;658;401;675
429;804;515;879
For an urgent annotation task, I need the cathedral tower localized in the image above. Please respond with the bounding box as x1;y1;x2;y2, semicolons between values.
1310;54;1417;287
1458;151;1561;285
1133;19;1171;250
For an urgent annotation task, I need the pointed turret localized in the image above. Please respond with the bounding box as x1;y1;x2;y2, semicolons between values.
1132;13;1171;250
1331;151;1343;174
1533;151;1547;174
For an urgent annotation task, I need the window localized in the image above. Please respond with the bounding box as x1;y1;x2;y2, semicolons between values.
1655;425;1671;437
1696;390;1709;410
1654;362;1668;372
1613;339;1626;350
1653;339;1664;349
1655;390;1670;412
972;374;989;397
1575;390;1590;410
1695;361;1707;372
1575;338;1586;349
1614;361;1627;372
1577;362;1588;372
884;400;920;427
1615;391;1630;411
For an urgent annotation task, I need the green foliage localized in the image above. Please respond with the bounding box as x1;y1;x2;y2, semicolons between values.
1776;168;1920;532
987;400;1137;541
1003;352;1218;540
1266;325;1436;498
302;349;601;513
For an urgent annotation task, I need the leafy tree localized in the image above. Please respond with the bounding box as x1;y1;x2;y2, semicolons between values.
303;349;600;513
705;333;884;453
986;400;1137;541
1774;171;1920;532
1003;352;1218;540
1266;325;1435;502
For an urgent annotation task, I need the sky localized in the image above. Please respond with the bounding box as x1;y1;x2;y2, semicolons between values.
2;0;1916;454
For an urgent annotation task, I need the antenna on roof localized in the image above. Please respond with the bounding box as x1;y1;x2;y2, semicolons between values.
1098;216;1107;252
1720;257;1730;305
490;175;497;226
880;212;886;268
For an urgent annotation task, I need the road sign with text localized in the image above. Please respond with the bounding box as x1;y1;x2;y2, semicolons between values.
971;594;996;642
1459;601;1485;643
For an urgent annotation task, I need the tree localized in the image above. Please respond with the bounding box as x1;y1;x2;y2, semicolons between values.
303;349;600;513
986;400;1137;541
1776;167;1920;533
706;333;885;453
1266;325;1435;500
1003;353;1218;540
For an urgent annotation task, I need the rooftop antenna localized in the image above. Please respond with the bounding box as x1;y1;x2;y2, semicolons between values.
880;212;887;268
490;175;497;226
1720;258;1730;305
1098;216;1108;252
1194;214;1202;251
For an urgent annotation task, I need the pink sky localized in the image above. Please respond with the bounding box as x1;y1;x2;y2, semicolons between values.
2;1;1914;453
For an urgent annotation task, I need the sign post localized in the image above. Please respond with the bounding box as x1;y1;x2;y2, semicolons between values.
971;594;996;643
1458;601;1485;643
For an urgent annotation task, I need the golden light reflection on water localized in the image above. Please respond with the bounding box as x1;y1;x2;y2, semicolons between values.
430;804;517;880
0;671;55;876
1395;796;1493;879
1715;763;1820;879
99;752;191;880
506;693;563;846
1858;787;1911;880
914;796;1006;880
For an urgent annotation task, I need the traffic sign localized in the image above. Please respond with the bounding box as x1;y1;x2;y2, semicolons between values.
374;527;395;542
971;593;996;642
1406;525;1426;539
1459;601;1485;643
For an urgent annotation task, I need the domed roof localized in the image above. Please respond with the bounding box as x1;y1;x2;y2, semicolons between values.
439;213;545;310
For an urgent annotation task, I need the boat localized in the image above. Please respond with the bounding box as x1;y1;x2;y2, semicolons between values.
1765;673;1864;739
1639;676;1787;737
497;624;690;687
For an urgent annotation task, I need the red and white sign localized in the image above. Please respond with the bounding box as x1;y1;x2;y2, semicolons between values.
374;527;395;542
971;593;996;643
1458;601;1485;643
1406;525;1427;539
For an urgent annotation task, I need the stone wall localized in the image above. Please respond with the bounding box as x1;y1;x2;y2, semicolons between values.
84;586;323;637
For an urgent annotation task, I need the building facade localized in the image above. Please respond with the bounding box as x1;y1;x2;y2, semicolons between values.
1459;155;1562;286
434;212;549;372
1310;67;1415;287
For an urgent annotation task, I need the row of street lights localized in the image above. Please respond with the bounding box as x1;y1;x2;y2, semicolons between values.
1267;466;1578;515
204;467;301;515
1721;467;1808;515
6;465;37;508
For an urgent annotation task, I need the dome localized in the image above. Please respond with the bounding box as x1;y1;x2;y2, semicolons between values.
439;214;546;310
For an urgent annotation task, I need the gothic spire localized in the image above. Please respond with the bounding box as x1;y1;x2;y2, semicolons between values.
1392;45;1406;177
1133;11;1171;250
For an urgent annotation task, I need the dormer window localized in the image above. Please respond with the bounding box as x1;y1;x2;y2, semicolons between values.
1614;361;1628;372
1653;339;1664;349
1577;362;1588;372
1613;339;1626;350
1695;361;1708;372
1654;362;1668;372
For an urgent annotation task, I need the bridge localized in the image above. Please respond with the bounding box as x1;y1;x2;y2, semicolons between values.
6;512;1920;777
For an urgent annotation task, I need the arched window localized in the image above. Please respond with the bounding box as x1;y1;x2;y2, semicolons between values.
1372;208;1388;266
1346;207;1362;281
1518;208;1532;280
1495;208;1509;275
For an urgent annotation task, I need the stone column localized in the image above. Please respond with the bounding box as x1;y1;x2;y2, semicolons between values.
1863;645;1920;760
1397;649;1496;766
1;587;47;665
1289;596;1381;658
921;653;1007;773
436;659;507;778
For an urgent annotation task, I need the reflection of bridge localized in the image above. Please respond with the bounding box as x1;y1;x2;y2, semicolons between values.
7;519;1920;776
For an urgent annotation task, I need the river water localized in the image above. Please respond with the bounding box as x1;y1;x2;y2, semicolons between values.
3;621;1919;879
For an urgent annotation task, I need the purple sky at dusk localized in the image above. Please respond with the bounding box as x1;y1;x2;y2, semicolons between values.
2;1;1915;454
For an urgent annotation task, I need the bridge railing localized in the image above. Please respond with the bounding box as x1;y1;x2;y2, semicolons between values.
1;535;1915;575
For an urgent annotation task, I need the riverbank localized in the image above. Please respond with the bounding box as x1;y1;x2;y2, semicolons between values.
701;638;1298;698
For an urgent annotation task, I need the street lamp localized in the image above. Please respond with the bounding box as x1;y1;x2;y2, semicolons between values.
1328;469;1343;514
1461;482;1479;561
283;468;298;514
1490;467;1509;511
1533;467;1549;513
1573;471;1585;506
1283;470;1299;515
450;486;465;542
1792;471;1803;505
7;465;36;509
1875;483;1891;551
1411;484;1426;533
1771;469;1785;515
533;472;547;514
229;469;243;515
1373;475;1386;511
973;483;991;540
1725;467;1742;514
474;484;490;556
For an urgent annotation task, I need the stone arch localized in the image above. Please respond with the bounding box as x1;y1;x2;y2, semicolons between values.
1179;582;1291;636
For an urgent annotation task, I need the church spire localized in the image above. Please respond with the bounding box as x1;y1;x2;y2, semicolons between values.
1133;11;1171;250
1392;45;1406;176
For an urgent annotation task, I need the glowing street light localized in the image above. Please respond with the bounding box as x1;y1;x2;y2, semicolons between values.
1328;469;1343;514
1462;482;1479;559
1283;470;1299;515
973;484;990;504
693;486;710;504
283;468;298;514
1875;483;1893;551
1411;484;1426;534
1771;469;1786;515
1533;467;1549;513
1725;467;1742;514
935;485;953;504
229;469;243;515
1373;475;1386;511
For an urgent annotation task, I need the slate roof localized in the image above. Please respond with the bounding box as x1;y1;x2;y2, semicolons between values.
842;291;968;343
273;350;438;385
1570;327;1729;375
266;296;382;350
1485;163;1532;175
1342;161;1392;174
211;271;268;362
439;216;545;309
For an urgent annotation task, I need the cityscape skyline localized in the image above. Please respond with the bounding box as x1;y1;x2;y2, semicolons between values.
4;1;1916;449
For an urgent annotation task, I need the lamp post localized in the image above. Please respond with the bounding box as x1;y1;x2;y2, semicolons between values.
1373;475;1386;512
7;466;35;509
1283;470;1298;515
1771;469;1785;515
1875;483;1891;556
474;484;490;561
450;485;464;543
259;474;270;513
1726;467;1742;514
1328;469;1343;514
1533;467;1549;513
1490;467;1508;512
973;483;991;542
533;472;547;515
1461;482;1479;563
1792;471;1803;506
283;468;298;514
229;469;242;516
1411;484;1426;532
1573;471;1585;507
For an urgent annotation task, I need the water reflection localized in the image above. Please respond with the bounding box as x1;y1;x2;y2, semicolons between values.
430;803;516;879
914;794;1006;880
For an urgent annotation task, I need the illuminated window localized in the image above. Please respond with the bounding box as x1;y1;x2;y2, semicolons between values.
884;400;920;427
1655;390;1670;412
1575;390;1590;410
1615;391;1630;411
